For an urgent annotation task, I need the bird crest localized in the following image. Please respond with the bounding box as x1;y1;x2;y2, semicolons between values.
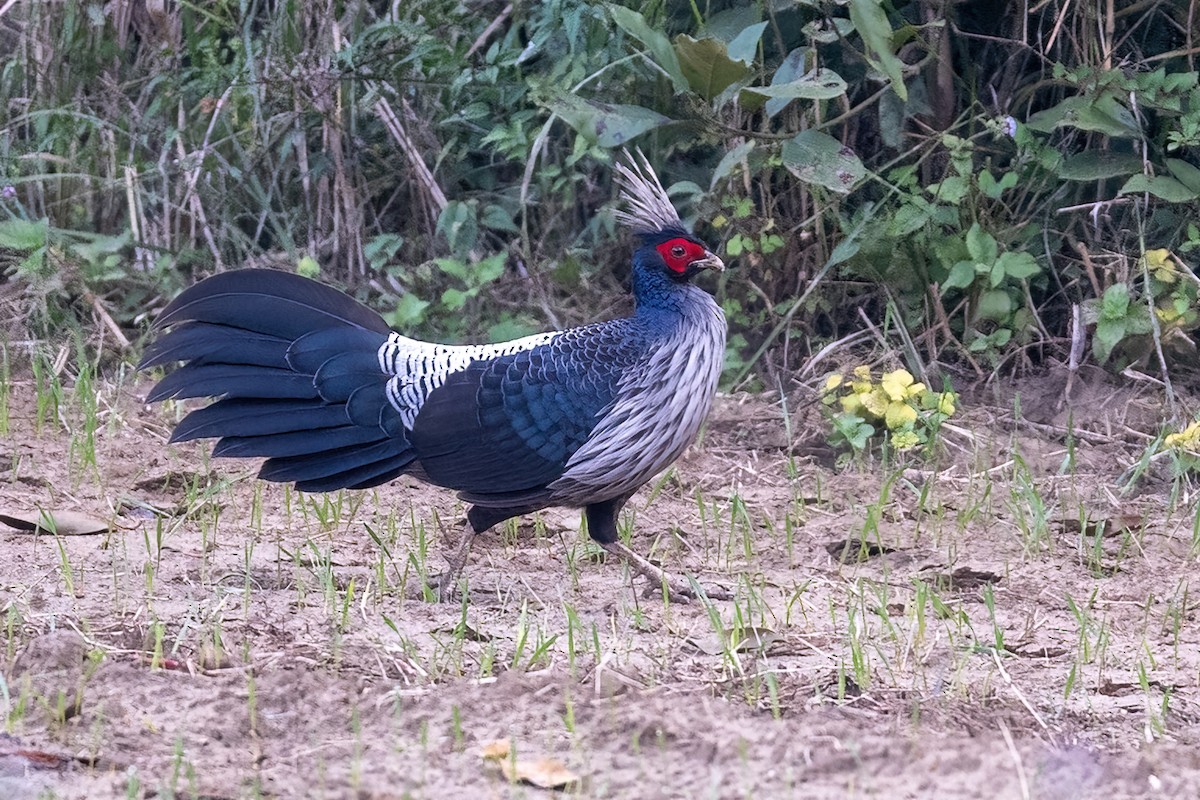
613;149;685;235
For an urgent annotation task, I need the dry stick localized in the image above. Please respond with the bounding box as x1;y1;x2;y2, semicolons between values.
1064;303;1085;404
927;282;985;378
176;84;234;271
1069;236;1103;297
990;648;1049;731
466;3;513;58
997;718;1032;800
85;292;131;350
372;92;448;242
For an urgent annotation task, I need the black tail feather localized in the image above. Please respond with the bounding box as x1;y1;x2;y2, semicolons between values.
139;323;291;370
144;269;413;493
170;399;352;443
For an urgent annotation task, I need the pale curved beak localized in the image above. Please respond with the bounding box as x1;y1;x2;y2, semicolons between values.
693;251;726;272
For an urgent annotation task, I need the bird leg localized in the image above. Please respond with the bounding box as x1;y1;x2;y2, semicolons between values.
602;540;731;602
425;519;476;602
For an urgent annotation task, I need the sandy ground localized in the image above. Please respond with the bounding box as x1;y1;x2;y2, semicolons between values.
2;363;1200;799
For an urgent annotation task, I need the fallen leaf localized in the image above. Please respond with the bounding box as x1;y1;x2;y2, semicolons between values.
498;757;580;789
479;739;511;760
0;509;109;535
480;738;580;789
826;537;895;563
687;625;778;655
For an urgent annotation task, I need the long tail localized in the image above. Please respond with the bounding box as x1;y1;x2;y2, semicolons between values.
140;269;416;492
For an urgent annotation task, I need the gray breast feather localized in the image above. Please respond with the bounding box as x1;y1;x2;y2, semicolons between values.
549;291;726;505
378;331;559;428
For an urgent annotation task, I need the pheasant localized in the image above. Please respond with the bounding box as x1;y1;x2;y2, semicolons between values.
140;151;728;600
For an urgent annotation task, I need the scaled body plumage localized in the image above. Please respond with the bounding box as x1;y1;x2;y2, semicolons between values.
141;151;728;598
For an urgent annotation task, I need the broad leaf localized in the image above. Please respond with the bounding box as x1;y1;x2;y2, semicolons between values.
998;251;1041;280
743;68;847;103
781;130;865;194
965;223;997;264
1056;151;1143;181
1119;174;1200;203
1026;95;1140;137
943;260;976;290
1166;158;1200;193
0;217;48;251
674;35;753;101
547;94;674;147
849;0;908;100
607;5;688;92
711;141;756;188
977;289;1013;320
726;21;768;64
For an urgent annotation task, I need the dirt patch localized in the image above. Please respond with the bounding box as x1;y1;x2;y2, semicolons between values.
1;368;1199;799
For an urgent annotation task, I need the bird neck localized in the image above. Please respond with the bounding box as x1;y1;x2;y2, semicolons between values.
630;249;692;315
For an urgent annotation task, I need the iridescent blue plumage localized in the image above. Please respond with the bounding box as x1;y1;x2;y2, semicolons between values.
141;151;729;599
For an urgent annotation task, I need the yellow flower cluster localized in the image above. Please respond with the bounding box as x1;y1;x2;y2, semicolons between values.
823;366;957;452
1163;421;1200;452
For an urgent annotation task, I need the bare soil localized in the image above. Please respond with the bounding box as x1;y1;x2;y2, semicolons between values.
2;364;1200;799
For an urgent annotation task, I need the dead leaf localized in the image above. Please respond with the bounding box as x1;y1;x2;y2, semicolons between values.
1059;513;1144;537
480;738;580;789
479;739;511;760
924;566;1002;591
826;537;895;563
499;757;580;789
687;625;778;655
0;510;109;535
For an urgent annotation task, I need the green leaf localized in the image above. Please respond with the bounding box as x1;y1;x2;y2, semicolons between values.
726;233;746;257
848;0;907;100
1119;174;1200;203
965;223;997;265
1026;95;1140;137
481;204;519;234
1100;283;1130;318
547;94;674;148
607;5;687;92
998;251;1040;280
0;218;48;251
886;201;932;237
803;17;854;44
726;21;768;64
386;293;430;328
1166;158;1200;193
434;257;469;281
762;48;806;117
1057;151;1144;181
710;141;756;187
977;289;1013;320
1093;318;1126;363
673;35;753;101
743;67;847;103
703;6;763;42
943;260;977;290
364;233;405;268
436;202;477;256
780;130;865;194
475;252;507;284
441;287;470;311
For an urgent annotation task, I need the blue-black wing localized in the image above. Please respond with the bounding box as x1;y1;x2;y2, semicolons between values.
408;323;647;504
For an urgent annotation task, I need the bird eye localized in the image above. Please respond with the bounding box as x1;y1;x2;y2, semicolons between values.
670;245;686;258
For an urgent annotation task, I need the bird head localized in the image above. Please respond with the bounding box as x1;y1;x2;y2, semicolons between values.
641;227;725;282
614;150;725;283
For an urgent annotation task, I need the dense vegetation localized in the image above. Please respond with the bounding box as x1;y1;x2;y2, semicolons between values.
2;0;1199;393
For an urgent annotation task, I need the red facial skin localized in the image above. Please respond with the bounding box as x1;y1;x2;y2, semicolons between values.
655;237;708;274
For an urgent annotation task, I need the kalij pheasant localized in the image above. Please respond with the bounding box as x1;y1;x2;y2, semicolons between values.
141;152;728;600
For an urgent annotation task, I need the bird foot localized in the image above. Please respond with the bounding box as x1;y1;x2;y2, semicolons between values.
411;517;477;603
418;570;465;603
602;541;732;603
